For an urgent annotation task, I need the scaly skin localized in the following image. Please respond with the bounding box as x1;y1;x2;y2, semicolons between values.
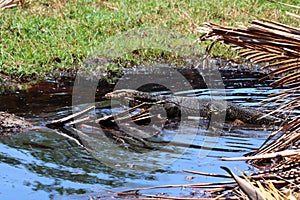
106;89;282;125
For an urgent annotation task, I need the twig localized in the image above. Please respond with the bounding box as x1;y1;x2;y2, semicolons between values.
286;11;300;19
119;181;237;195
222;149;300;161
183;170;232;178
266;0;300;9
47;106;95;127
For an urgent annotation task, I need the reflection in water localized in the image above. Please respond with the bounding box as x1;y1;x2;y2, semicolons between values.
0;130;159;199
0;70;278;199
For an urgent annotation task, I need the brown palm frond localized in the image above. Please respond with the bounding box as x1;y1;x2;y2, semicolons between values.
286;11;300;20
0;0;25;10
200;16;300;155
199;16;300;200
266;0;300;10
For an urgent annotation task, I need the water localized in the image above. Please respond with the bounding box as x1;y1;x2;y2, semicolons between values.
0;70;278;199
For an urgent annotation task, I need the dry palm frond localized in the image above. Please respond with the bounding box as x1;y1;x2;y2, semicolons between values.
221;166;266;200
286;11;300;20
266;0;300;10
0;0;25;10
200;17;300;154
199;8;300;199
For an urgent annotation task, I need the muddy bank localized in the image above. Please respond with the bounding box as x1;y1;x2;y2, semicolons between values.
0;112;31;135
0;56;273;94
81;56;273;90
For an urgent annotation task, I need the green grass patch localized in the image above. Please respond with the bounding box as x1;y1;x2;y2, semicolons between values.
1;0;300;81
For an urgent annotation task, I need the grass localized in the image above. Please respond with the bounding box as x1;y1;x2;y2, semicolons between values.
1;0;300;81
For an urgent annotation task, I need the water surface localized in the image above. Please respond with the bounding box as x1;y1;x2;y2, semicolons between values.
0;69;278;199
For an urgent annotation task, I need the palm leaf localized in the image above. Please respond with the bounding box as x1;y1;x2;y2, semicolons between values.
200;12;300;197
200;17;300;156
0;0;25;10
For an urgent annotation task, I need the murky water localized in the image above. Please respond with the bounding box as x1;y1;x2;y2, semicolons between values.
0;69;279;199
